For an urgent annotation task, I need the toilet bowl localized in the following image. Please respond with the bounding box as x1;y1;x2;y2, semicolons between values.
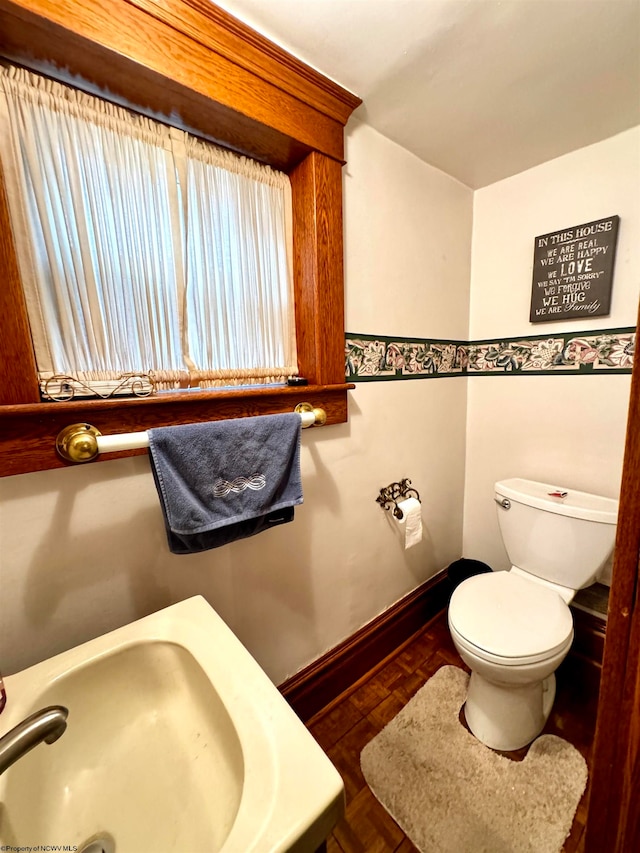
449;570;574;750
448;478;618;752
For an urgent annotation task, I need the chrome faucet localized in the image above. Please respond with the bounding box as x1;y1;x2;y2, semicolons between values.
0;706;68;774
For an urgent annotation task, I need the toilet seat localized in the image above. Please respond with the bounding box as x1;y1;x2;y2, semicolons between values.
448;571;574;666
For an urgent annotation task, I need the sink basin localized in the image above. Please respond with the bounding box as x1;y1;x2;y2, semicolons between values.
0;597;344;852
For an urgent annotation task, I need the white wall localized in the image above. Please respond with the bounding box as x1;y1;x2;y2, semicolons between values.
0;120;473;680
463;128;640;576
345;119;472;338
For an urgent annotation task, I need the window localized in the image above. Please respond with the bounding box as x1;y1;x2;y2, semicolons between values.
0;64;298;399
0;0;361;477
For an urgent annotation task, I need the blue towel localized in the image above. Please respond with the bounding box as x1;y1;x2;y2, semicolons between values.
148;414;303;554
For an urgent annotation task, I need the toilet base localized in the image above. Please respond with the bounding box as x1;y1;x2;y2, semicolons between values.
464;670;556;751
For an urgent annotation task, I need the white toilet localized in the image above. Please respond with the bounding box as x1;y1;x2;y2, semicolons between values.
448;477;618;751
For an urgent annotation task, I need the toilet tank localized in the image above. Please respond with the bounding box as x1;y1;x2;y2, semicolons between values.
495;478;618;590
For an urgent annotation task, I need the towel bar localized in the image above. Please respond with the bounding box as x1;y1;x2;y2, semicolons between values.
55;404;327;464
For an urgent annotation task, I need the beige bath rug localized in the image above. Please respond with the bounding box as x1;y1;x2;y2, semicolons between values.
360;666;587;853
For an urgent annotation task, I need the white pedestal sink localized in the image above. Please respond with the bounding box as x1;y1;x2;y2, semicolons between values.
0;596;344;852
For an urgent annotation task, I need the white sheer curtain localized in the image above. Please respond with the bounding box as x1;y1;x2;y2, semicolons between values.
183;135;297;386
0;64;298;397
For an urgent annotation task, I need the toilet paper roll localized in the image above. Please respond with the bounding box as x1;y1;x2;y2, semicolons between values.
396;497;423;550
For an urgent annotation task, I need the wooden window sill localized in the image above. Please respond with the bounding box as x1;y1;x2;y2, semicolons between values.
0;384;354;477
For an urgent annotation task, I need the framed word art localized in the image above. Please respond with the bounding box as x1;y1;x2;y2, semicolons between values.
530;215;619;323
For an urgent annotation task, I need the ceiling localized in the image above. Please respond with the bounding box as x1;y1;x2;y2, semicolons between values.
213;0;640;189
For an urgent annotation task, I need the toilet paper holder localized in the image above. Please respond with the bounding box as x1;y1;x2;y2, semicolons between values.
376;478;421;519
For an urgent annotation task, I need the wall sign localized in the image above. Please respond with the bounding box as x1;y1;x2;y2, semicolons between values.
529;215;619;323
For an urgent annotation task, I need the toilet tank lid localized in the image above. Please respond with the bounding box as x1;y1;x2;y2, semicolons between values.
495;478;618;524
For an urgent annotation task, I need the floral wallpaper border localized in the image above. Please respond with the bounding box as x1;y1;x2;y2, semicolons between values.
345;327;636;381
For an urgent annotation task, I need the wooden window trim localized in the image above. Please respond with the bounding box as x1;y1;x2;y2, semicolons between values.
0;0;361;477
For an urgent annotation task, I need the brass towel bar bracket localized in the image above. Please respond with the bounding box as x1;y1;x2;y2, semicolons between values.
55;403;327;464
376;478;421;520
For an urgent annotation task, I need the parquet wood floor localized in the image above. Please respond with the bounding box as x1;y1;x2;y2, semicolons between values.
307;610;598;853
